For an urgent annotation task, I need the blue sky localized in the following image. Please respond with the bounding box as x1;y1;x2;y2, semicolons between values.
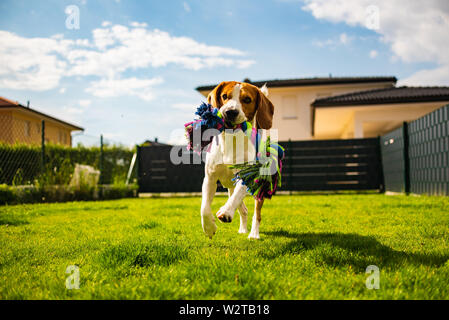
1;0;447;146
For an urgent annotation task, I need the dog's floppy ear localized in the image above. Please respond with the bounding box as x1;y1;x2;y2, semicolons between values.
256;89;274;129
207;81;227;109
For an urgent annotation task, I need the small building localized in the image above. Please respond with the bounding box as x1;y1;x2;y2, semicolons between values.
196;77;449;140
141;138;170;146
0;96;83;146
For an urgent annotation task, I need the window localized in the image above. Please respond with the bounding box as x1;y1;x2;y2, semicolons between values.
58;130;68;144
24;121;31;137
282;96;298;119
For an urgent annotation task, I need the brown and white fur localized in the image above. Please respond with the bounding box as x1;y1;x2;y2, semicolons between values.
201;81;275;240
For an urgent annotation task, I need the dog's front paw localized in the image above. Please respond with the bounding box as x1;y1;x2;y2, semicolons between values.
202;214;217;239
216;206;234;223
238;226;248;234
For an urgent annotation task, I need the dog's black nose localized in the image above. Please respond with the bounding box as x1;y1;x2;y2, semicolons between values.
225;109;239;120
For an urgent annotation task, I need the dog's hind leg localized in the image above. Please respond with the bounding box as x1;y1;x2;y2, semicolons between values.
248;199;263;240
238;202;248;234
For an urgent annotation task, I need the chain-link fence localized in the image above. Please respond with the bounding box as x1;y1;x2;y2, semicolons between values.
0;119;136;188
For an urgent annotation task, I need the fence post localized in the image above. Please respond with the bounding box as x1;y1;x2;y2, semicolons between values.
136;145;141;193
41;120;45;174
288;139;292;195
377;136;385;193
402;122;410;194
99;134;104;185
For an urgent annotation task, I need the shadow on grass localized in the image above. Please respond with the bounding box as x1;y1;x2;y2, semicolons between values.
261;230;449;271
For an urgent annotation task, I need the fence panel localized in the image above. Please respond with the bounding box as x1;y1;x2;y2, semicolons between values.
138;138;383;193
279;138;382;191
408;104;449;196
137;145;205;193
0;116;42;185
380;126;407;193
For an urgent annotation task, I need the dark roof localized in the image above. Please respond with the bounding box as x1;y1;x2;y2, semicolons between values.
0;96;84;131
196;76;397;92
141;139;171;147
312;86;449;107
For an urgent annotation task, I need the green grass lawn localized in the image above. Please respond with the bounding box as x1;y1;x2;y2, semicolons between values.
1;194;448;299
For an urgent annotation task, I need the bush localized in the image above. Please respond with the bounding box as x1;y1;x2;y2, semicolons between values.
0;143;135;186
0;184;15;205
101;184;138;200
0;184;138;205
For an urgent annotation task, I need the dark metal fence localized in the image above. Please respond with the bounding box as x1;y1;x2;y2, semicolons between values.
380;126;407;193
137;145;205;193
137;138;384;193
281;138;383;191
381;104;449;196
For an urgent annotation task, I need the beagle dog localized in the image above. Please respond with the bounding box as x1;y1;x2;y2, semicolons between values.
201;81;275;239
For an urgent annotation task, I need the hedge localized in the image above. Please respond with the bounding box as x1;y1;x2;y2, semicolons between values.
0;183;138;206
0;143;135;185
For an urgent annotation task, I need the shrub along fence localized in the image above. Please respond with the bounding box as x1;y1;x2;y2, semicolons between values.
0;142;134;186
381;104;449;196
0;120;138;205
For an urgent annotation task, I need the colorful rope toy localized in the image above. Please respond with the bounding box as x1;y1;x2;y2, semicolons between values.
184;103;285;200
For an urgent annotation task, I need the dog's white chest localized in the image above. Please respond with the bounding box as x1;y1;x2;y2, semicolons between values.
220;130;256;165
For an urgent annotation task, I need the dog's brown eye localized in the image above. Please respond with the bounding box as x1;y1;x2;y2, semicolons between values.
222;94;227;100
243;97;252;104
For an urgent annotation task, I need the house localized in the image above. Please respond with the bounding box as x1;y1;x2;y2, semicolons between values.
312;86;449;139
196;77;449;140
0;96;83;146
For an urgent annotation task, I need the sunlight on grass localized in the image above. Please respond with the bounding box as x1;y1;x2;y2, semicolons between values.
0;194;448;299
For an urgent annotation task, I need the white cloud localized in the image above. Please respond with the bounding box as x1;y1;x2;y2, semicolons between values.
301;0;449;85
0;31;71;90
183;2;191;13
66;24;253;76
168;128;189;146
339;33;351;45
78;99;91;107
397;65;449;86
63;106;85;115
172;103;197;111
59;87;66;94
312;32;352;48
369;50;378;59
129;21;148;28
0;22;255;95
85;76;164;101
